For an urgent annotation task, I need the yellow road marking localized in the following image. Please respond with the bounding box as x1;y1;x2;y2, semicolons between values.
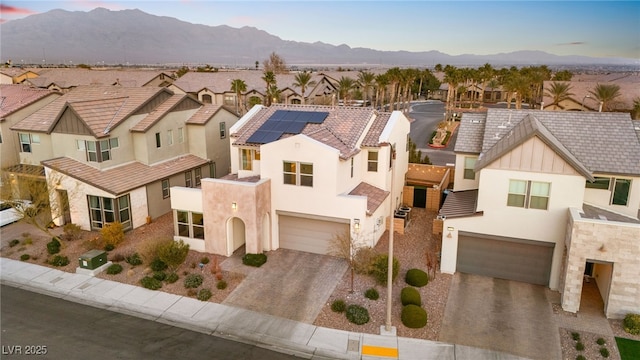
361;345;398;358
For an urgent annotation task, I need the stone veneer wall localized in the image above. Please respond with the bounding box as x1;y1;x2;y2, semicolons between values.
562;208;640;319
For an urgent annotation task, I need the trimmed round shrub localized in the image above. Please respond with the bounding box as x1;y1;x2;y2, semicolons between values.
242;253;267;267
104;243;115;251
405;269;429;287
125;252;143;266
216;280;227;290
364;288;379;300
345;304;370;325
140;276;162;290
401;304;428;328
20;254;30;261
596;338;606;346
197;288;212;301
165;272;179;284
9;239;20;247
49;255;69;267
571;332;581;341
150;258;168;271
600;347;609;358
106;263;123;275
575;342;584;351
184;273;203;288
576;355;586;360
623;313;640;335
46;237;61;255
152;271;167;281
370;254;400;285
401;287;421;306
200;257;210;264
331;299;346;313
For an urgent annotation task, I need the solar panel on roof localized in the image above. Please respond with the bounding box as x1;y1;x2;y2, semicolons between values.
246;110;330;144
285;122;306;134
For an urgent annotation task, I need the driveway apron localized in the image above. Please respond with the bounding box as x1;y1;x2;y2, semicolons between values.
221;249;348;324
440;273;561;360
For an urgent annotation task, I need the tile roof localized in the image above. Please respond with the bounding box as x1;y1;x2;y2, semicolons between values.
361;112;391;147
0;84;59;119
348;182;389;215
186;104;228;125
11;86;170;135
130;94;189;132
580;203;640;224
27;68;172;89
42;155;209;196
453;113;486;153
0;68;34;77
439;190;480;219
233;104;378;160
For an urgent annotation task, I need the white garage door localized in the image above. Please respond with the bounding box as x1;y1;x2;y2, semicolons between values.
279;214;349;255
457;233;554;286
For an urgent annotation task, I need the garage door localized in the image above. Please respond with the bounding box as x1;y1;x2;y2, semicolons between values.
279;214;349;255
457;233;554;286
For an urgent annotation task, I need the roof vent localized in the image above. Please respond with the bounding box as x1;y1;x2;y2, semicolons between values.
470;119;483;124
493;133;501;140
497;122;507;129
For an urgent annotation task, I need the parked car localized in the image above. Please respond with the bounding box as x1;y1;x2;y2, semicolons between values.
0;200;32;227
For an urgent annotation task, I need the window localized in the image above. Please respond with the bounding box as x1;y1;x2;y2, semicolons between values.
167;130;173;145
177;211;190;237
87;194;132;230
463;157;477;180
195;168;202;186
210;163;216;178
224;95;235;105
201;94;212;104
178;127;184;143
241;149;253;170
155;132;161;148
612;178;631;206
350;158;354;178
31;134;40;144
19;133;31;152
220;122;226;139
86;141;97;162
109;138;119;148
99;139;111;161
76;140;85;150
161;179;170;199
507;180;550;210
368;151;378;172
586;177;610;190
283;161;313;187
0;130;2;144
176;210;204;239
85;138;117;162
185;171;192;188
192;212;204;239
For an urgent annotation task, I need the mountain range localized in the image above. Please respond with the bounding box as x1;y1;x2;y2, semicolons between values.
1;8;636;68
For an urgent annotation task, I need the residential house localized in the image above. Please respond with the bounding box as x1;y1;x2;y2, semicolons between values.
170;104;410;256
0;68;40;85
440;108;640;318
25;68;175;92
10;85;238;231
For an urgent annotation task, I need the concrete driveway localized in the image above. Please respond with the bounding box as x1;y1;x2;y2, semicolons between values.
440;273;562;360
221;249;348;324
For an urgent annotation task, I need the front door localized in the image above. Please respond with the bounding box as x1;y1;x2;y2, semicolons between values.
413;186;427;208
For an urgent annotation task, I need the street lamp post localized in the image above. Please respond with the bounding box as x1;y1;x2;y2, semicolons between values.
383;146;397;335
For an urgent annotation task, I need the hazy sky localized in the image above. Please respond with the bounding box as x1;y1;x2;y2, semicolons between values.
2;1;639;58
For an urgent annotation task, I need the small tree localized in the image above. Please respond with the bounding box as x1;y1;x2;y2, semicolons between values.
328;229;361;293
262;52;288;74
157;239;190;272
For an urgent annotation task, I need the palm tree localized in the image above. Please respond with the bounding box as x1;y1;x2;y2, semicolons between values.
589;83;621;112
230;79;247;114
337;76;355;105
443;65;461;115
632;97;640;120
293;71;316;105
267;84;281;105
374;74;389;109
486;78;500;103
262;71;276;105
357;70;375;107
544;81;574;109
386;67;402;110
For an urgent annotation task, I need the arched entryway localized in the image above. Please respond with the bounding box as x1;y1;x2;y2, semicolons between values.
226;217;246;255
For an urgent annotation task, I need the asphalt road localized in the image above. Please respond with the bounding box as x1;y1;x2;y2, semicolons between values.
407;101;456;166
0;285;300;360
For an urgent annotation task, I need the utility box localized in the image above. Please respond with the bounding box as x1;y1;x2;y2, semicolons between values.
78;250;107;270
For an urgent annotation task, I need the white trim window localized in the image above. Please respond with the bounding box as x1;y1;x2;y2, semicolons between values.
19;133;38;153
87;194;131;230
85;138;118;162
463;157;476;180
178;127;184;143
507;180;550;210
220;122;226;139
586;177;632;206
368;151;378;172
176;210;204;239
161;179;170;199
283;161;313;187
185;171;192;188
195;168;202;186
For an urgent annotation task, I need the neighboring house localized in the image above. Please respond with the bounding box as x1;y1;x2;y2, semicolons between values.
170;104;410;256
25;68;175;92
10;85;238;231
440;108;640;318
0;68;40;84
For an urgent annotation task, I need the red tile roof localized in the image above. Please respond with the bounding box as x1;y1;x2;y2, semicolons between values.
130;94;188;132
186;104;227;125
349;182;389;215
0;84;59;119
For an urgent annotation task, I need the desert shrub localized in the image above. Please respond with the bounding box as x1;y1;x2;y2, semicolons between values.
49;255;69;267
401;287;422;306
20;254;30;261
353;247;377;274
216;280;227;290
100;222;124;248
140;276;162;290
152;271;167;281
197;288;212;301
571;332;580;341
157;239;189;271
401;304;428;328
125;252;143;266
370;254;400;285
46;237;61;255
150;258;168;272
111;253;125;262
345;305;369;325
576;355;586;360
596;338;606;346
166;272;179;284
575;342;584;351
62;223;82;241
106;263;123;275
22;237;33;245
104;243;115;251
623;313;640;335
200;257;210;264
9;239;20;247
364;288;379;300
242;253;267;267
331;299;346;313
405;269;429;287
599;347;609;358
184;273;203;288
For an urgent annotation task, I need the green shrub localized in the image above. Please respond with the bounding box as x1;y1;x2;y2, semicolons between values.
125;252;143;266
104;243;115;251
575;342;584;351
217;280;227;290
150;258;168;271
405;269;429;287
353;247;377;274
49;255;69;267
46;237;61;255
571;332;581;341
576;355;586;360
401;304;428;328
364;288;379;300
20;254;30;261
331;299;346;313
166;272;179;284
242;253;267;267
345;304;369;325
623;313;640;335
200;257;210;264
600;347;609;358
428;130;437;144
596;338;606;346
184;273;203;288
100;222;124;248
9;239;20;247
401;287;422;306
370;254;399;285
106;263;123;274
157;239;189;271
140;276;162;290
62;223;82;241
153;271;167;281
197;288;212;301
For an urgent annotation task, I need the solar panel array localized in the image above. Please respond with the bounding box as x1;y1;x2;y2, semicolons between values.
246;110;329;144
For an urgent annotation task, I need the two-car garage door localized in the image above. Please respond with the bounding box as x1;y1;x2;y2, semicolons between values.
279;214;349;255
457;233;554;286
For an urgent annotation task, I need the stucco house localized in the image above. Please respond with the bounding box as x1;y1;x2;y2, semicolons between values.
170;104;410;256
440;108;640;318
9;85;238;231
25;68;175;92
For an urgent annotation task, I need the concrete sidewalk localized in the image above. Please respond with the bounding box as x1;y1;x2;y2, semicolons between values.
0;258;529;360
